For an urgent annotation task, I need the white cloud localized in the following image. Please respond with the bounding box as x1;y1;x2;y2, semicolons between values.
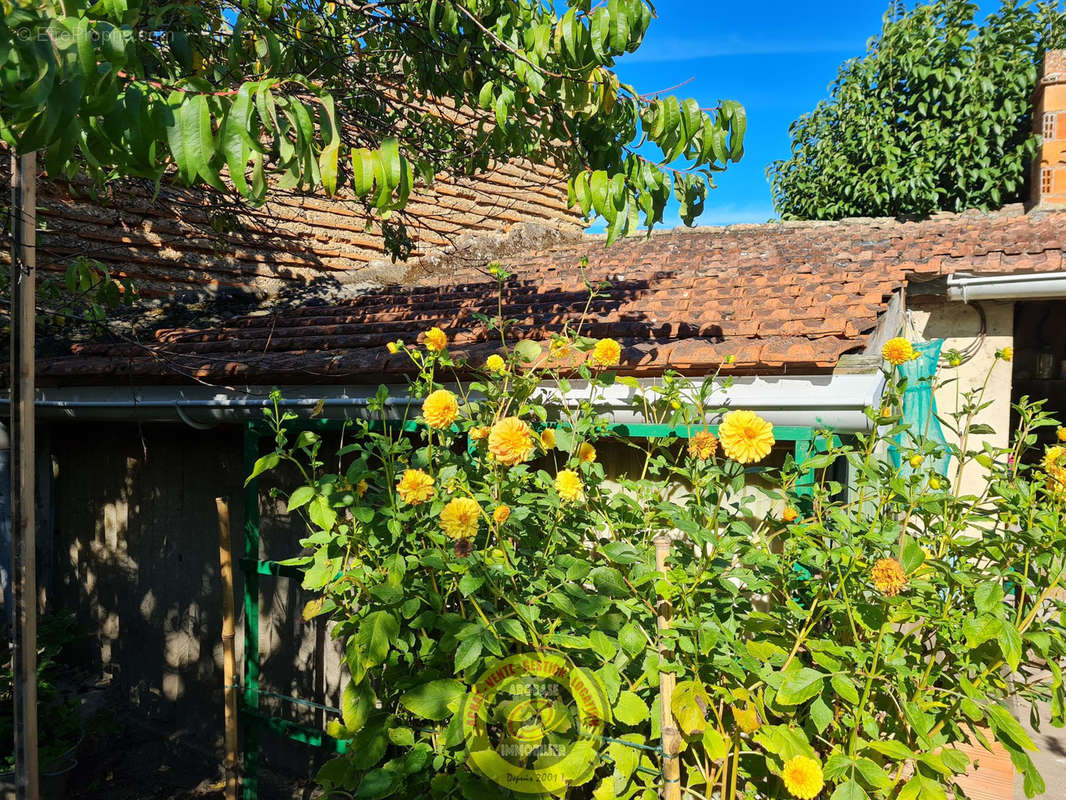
622;36;858;65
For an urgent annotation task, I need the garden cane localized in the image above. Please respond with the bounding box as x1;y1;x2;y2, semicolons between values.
217;497;238;800
654;535;681;800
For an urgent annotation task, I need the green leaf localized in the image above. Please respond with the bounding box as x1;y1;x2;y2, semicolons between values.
776;668;826;706
831;674;860;705
308;494;337;532
1010;748;1046;798
341;680;374;733
245;452;279;485
854;757;892;789
900;536;925;573
514;339;543;363
830;780;867;800
998;621;1023;672
607;734;642;782
974;582;1005;615
590;566;628;598
671;680;710;736
400;679;465;721
496;618;528;645
356;611;399;669
287;485;314;512
702;727;729;760
221;81;256;197
351;148;376;197
986;703;1036;751
810;696;834;733
863;740;914;761
615;691;649;726
388;726;415;747
962;614;1001;649
618;622;645;657
356;766;395;799
458;572;484;597
454;637;482;673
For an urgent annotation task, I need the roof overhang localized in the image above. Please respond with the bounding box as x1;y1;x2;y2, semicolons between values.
0;372;887;433
946;271;1066;302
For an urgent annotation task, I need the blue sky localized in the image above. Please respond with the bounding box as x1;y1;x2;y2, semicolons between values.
593;0;945;228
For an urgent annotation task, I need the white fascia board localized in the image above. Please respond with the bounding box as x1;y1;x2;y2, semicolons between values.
9;371;886;433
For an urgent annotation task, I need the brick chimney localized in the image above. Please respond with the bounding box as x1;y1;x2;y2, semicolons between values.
1033;50;1066;208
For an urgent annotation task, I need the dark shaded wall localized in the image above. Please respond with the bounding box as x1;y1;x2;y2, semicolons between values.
48;421;345;751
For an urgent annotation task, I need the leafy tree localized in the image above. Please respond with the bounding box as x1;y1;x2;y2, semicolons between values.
768;0;1065;221
1;1;746;248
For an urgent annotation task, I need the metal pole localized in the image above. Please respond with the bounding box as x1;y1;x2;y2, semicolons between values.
10;150;39;799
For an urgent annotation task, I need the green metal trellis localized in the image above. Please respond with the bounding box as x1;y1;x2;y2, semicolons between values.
236;418;832;798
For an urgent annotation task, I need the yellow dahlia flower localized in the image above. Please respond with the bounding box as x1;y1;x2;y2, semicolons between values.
719;410;775;464
422;389;459;429
1057;427;1066;443
469;426;490;441
540;429;557;449
488;417;535;466
872;557;907;597
555;469;583;502
440;497;482;539
386;341;400;354
486;354;506;373
396;469;435;505
493;505;511;525
881;337;917;366
998;346;1013;362
424;327;448;352
577;442;597;464
589;338;621;369
687;430;718;460
1043;446;1066;473
782;756;824;799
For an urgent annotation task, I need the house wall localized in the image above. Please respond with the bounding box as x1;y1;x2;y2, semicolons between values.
907;297;1014;496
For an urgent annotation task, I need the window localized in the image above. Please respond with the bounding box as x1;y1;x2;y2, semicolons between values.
1044;112;1058;140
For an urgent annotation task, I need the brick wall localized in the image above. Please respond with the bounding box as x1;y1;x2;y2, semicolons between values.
1033;49;1066;208
6;158;583;301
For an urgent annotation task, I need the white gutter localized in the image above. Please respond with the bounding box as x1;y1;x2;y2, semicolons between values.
946;271;1066;302
0;372;886;433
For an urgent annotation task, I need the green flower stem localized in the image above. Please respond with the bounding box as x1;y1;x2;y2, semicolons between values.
850;621;888;757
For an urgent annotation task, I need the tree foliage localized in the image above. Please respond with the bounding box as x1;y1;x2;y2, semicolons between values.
1;0;746;248
769;0;1066;221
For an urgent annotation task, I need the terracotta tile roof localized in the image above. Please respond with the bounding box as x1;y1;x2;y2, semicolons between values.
36;205;1066;385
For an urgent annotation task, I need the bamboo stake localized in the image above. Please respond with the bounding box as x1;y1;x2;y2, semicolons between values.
654;535;681;800
216;497;238;800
